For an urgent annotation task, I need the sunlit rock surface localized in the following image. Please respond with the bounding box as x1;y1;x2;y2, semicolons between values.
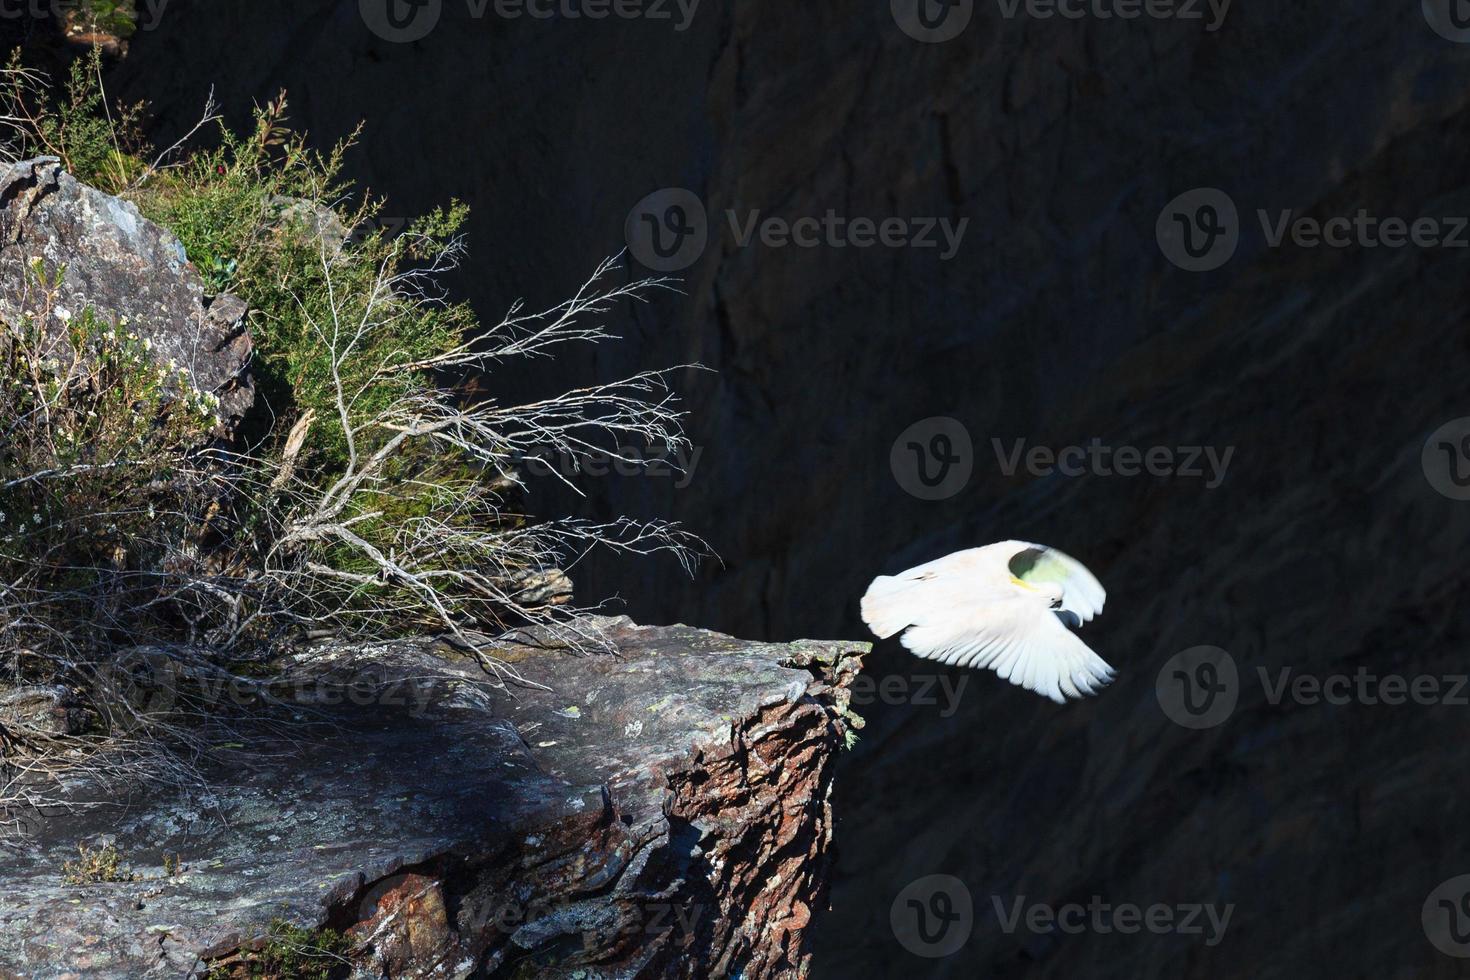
0;619;864;978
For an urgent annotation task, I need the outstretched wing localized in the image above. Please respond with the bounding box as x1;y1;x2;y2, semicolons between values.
1008;543;1106;625
896;598;1115;704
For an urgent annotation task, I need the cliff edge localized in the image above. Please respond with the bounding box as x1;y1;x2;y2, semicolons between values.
0;619;866;978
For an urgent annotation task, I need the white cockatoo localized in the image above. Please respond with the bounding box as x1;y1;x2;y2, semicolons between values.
860;541;1114;704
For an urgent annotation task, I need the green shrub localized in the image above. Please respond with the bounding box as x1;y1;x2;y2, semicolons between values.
65;2;139;40
0;55;701;823
205;919;351;980
2;50;147;194
61;841;134;884
0;261;222;671
6;63;470;467
134;94;471;468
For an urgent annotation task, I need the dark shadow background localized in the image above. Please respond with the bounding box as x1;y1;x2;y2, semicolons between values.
23;0;1470;975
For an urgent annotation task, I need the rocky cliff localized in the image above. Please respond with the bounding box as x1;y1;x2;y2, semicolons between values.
0;619;864;978
85;3;1470;977
0;147;867;978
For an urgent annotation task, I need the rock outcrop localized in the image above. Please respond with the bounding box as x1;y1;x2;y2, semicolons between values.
0;157;253;424
0;619;865;978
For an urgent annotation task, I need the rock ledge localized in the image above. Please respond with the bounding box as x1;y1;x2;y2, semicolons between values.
0;618;866;979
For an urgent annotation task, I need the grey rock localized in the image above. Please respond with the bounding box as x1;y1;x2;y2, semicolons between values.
0;157;253;424
0;618;865;979
0;685;82;738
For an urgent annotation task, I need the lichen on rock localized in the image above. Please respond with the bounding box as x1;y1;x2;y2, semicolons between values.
0;619;867;979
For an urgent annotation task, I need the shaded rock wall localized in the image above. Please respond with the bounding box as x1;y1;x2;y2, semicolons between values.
102;0;1470;636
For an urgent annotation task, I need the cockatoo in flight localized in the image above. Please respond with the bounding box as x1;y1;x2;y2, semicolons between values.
860;541;1114;704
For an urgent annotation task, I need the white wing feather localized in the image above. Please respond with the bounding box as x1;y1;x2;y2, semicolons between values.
859;543;1114;704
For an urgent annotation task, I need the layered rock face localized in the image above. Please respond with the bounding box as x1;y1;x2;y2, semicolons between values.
82;3;1470;976
0;620;864;978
